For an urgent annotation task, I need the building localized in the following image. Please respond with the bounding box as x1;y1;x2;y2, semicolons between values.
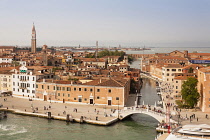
12;66;53;98
197;67;210;112
162;64;184;82
35;78;130;106
0;46;16;56
31;23;36;53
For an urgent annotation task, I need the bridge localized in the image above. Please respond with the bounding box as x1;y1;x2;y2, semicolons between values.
113;107;176;123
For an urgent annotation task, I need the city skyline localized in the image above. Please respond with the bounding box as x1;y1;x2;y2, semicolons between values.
0;0;210;47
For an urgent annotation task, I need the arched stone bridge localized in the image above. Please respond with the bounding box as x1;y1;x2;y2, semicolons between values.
113;107;176;123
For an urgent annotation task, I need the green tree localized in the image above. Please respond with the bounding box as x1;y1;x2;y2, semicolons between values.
181;77;200;108
188;67;194;73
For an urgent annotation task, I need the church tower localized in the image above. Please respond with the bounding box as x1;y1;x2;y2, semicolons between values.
31;23;36;53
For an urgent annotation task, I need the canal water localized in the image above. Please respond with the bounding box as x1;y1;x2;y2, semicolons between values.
0;61;160;140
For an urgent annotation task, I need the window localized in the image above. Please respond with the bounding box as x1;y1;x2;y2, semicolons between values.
84;88;87;91
63;93;65;97
178;69;181;71
58;93;60;96
33;77;35;81
176;81;178;83
47;86;49;89
33;84;35;88
54;86;56;90
79;88;81;91
167;74;169;76
36;85;38;88
97;96;100;99
27;90;30;93
67;87;71;91
22;89;24;92
13;75;15;78
74;88;76;91
176;86;178;89
167;69;170;71
90;88;93;92
13;82;15;86
68;94;70;97
108;89;111;93
84;98;87;101
74;98;76;100
32;90;35;93
57;87;60;90
97;89;100;92
116;97;119;100
172;69;176;72
27;83;30;87
62;87;65;91
13;88;15;91
42;85;44;89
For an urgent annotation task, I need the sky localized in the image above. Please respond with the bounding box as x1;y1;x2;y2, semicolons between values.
0;0;210;47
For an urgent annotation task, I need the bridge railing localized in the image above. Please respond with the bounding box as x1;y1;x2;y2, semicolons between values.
121;107;166;117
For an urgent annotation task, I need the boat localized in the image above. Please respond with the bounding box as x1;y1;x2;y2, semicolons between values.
165;124;210;140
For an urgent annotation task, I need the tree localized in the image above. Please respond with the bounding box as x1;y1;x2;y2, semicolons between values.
188;67;194;73
181;77;200;108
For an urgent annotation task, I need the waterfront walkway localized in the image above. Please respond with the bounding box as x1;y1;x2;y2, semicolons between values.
0;96;120;125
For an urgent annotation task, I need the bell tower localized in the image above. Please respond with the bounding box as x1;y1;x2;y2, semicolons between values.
31;23;36;53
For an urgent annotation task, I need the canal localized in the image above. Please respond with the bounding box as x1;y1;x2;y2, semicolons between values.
0;78;160;140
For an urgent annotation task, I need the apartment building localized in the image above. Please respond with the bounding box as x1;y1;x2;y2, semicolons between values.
162;64;183;82
12;66;53;97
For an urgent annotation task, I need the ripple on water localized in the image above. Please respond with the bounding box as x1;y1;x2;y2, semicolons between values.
0;124;27;136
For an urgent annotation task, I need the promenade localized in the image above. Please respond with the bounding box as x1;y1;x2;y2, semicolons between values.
0;96;121;125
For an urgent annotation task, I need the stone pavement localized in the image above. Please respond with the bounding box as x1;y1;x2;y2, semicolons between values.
0;96;122;123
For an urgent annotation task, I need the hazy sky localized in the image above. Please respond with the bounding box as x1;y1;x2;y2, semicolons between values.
0;0;210;47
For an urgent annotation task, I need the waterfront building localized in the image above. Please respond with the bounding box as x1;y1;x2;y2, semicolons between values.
31;23;36;53
0;67;16;93
12;65;53;97
35;78;130;106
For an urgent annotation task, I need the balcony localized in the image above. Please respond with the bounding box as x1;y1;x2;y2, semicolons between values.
19;87;27;89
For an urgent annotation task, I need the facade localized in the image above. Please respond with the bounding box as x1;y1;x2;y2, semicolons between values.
31;23;36;53
0;57;13;63
197;67;210;112
12;66;53;97
35;78;130;106
162;64;183;82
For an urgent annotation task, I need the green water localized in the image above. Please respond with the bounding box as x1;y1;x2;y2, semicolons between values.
0;113;157;140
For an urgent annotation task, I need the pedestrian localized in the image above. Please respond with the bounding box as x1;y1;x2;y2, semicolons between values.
94;108;96;112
